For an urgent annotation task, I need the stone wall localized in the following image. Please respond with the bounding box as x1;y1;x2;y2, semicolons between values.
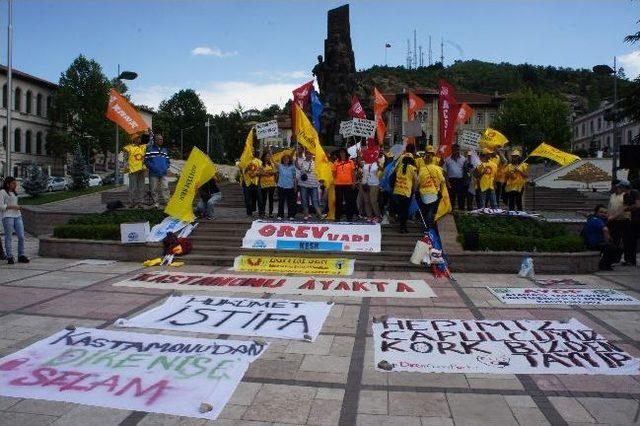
39;236;162;261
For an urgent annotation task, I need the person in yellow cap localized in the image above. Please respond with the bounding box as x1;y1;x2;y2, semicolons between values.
505;149;528;211
494;149;509;207
243;150;263;217
475;148;498;208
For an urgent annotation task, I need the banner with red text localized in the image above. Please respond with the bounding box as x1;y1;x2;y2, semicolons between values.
349;95;366;119
437;79;459;158
105;89;149;135
113;271;436;298
242;220;381;252
0;328;266;419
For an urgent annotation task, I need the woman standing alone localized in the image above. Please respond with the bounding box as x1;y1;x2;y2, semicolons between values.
0;177;29;264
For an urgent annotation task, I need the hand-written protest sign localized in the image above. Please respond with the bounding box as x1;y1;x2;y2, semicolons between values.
118;296;333;341
113;272;436;299
458;130;481;150
255;120;279;139
339;120;353;137
233;255;355;276
351;118;377;138
373;318;640;375
242;220;382;253
0;328;267;419
488;288;640;305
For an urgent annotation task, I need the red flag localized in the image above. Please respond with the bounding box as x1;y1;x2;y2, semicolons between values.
407;91;425;120
292;80;314;110
373;88;388;145
438;79;459;158
457;102;473;124
348;95;366;119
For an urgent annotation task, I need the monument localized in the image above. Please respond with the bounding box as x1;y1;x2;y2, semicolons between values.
313;4;357;145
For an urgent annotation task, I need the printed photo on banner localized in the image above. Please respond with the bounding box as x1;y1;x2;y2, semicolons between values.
487;288;640;305
233;255;354;276
0;328;267;420
114;271;436;298
118;296;333;341
373;318;640;375
242;220;382;252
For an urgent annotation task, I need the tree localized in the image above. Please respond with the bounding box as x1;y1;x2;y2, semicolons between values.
48;55;115;160
154;89;208;157
621;17;640;123
21;163;48;196
491;88;572;152
69;144;90;190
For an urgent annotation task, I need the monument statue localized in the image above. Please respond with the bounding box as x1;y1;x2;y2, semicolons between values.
314;4;357;145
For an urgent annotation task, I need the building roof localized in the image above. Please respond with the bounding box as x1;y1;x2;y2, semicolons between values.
0;64;58;90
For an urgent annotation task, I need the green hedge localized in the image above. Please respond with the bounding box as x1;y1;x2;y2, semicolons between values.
54;209;167;240
53;224;121;240
455;213;585;252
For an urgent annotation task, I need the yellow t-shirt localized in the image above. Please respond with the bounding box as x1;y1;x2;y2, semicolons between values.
260;164;276;188
393;164;417;197
429;156;441;166
243;158;262;186
478;159;498;192
495;161;508;183
418;164;444;196
123;144;146;173
505;163;528;192
414;156;425;172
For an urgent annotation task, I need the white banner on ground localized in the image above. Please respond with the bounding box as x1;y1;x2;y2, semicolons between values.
113;272;437;298
118;295;332;341
458;130;481;150
255;120;279;139
0;327;267;419
242;220;382;252
352;118;377;138
148;217;190;242
488;288;640;305
373;318;640;375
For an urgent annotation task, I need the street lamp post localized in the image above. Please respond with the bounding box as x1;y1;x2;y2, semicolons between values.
5;0;13;177
113;65;138;185
593;58;618;179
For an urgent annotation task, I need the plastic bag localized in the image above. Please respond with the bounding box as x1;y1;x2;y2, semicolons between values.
518;256;535;278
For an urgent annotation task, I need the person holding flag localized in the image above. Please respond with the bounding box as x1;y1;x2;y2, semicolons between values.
122;133;148;208
504;150;528;211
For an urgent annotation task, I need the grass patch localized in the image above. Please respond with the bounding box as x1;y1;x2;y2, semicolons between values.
54;209;167;240
454;213;585;252
20;185;118;205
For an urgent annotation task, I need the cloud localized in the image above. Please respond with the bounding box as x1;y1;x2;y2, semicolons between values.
618;50;640;79
248;70;310;81
191;46;238;58
129;85;179;109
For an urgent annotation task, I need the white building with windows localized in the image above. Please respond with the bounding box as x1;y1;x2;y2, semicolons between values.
0;65;57;178
571;101;640;155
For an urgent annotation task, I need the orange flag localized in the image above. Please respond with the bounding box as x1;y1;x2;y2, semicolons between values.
407;91;425;120
105;89;149;135
373;88;388;145
457;103;473;124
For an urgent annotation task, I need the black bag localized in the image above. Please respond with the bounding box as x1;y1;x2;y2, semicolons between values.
389;171;397;189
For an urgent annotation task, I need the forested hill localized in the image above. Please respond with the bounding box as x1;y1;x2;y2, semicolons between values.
356;60;629;113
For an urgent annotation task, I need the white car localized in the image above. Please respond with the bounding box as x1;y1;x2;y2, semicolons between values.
46;176;69;192
88;174;103;187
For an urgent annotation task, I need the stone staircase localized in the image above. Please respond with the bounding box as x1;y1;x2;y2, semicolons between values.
523;186;608;213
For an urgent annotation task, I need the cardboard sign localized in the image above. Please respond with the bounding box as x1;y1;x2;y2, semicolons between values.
118;296;332;341
242;220;382;253
255;120;279;139
403;120;423;137
113;272;437;299
0;328;267;420
339;120;354;137
351;118;377;138
458;130;481;150
488;288;640;305
120;222;150;244
233;255;354;276
373;318;640;375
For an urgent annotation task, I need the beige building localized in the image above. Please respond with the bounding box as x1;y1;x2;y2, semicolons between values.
0;65;57;177
571;101;640;155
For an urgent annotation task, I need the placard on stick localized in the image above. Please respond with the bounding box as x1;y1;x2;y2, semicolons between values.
255;120;279;139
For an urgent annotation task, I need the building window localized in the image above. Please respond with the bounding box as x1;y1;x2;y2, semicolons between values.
416;110;428;123
14;128;21;152
36;93;43;116
476;112;485;128
2;126;6;150
14;87;21;111
590;120;594;133
36;132;43;154
606;135;610;147
581;123;585;136
488;113;496;125
25;130;32;154
2;84;6;108
628;130;633;144
25;90;32;114
597;117;601;130
46;95;53;118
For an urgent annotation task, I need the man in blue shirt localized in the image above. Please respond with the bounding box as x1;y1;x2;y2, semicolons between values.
144;133;171;208
583;204;621;270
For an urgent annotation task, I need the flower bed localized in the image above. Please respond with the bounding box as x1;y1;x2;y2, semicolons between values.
53;209;166;240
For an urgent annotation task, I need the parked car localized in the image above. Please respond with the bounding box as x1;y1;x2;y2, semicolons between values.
46;176;69;192
88;174;103;187
102;172;124;185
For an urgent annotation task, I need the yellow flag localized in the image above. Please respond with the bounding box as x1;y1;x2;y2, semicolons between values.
239;128;255;170
294;104;335;219
165;147;216;222
528;142;580;166
271;148;294;165
435;183;452;222
479;128;509;152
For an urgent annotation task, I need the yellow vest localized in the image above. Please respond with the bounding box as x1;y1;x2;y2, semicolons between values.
123;144;146;173
505;163;528;192
478;158;498;192
260;163;276;188
418;164;444;196
393;164;417;197
243;158;262;186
